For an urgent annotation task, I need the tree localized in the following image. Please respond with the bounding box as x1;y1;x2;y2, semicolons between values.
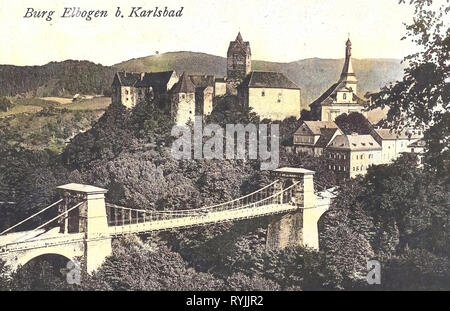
369;0;450;176
382;249;450;290
0;97;12;112
0;260;11;290
335;112;373;135
82;237;224;290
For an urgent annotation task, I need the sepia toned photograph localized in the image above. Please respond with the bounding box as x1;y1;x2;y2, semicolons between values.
0;0;448;296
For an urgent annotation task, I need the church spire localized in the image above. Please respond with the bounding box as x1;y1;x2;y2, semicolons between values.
340;38;357;92
236;32;244;43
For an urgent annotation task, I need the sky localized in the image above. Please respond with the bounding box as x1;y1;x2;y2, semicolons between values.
0;0;417;66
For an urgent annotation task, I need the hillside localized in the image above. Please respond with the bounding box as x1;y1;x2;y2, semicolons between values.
0;52;404;109
0;60;115;97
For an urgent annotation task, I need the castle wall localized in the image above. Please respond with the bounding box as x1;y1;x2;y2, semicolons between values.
227;53;251;81
171;92;195;125
248;88;301;120
214;81;227;97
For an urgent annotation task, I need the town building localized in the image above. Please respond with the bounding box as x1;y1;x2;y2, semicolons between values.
324;133;382;178
293;121;342;156
309;39;368;121
371;128;423;164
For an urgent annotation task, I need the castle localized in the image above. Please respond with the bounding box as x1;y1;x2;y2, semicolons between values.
112;32;301;124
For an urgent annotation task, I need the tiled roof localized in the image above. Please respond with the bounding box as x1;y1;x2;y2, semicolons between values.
114;72;143;87
137;71;175;88
329;134;381;151
374;129;422;140
239;71;299;90
227;32;251;55
114;71;175;88
301;121;339;135
315;128;340;148
170;72;195;93
189;75;215;88
309;82;340;108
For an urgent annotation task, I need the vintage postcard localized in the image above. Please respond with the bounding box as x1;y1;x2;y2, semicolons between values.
0;0;448;297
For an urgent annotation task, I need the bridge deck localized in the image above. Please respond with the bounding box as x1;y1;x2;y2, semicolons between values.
109;203;301;236
0;228;84;254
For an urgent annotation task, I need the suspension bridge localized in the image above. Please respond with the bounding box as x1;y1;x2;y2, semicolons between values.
0;167;336;273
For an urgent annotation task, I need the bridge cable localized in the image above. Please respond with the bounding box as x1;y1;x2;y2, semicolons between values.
12;201;85;244
0;199;63;235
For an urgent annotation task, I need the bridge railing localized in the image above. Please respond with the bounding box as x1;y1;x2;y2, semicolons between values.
106;180;301;227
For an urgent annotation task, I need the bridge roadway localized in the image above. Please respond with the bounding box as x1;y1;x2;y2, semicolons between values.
109;202;301;236
0;227;84;254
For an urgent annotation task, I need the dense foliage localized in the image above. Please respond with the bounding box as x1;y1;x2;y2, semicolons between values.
0;97;12;112
0;60;115;97
369;0;450;177
335;112;374;135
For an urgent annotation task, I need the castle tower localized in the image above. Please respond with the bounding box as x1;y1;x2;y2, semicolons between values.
226;32;251;94
340;38;358;94
169;72;196;125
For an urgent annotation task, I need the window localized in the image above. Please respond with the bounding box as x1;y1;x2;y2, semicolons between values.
343;154;346;160
261;91;265;96
181;94;186;99
125;90;129;95
343;93;347;100
277;99;281;103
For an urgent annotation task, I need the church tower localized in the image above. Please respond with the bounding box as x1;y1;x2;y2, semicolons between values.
226;32;251;93
340;38;358;94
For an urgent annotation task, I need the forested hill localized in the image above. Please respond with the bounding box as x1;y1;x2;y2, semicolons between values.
0;60;115;97
0;52;404;106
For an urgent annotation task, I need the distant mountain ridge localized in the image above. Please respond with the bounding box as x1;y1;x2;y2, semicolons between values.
0;52;404;109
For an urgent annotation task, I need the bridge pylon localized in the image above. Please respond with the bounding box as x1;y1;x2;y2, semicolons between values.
57;183;112;273
266;167;325;251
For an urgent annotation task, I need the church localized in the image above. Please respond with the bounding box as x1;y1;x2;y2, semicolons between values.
309;39;368;121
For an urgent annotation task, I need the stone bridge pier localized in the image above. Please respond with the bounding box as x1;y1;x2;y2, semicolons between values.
266;168;327;251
